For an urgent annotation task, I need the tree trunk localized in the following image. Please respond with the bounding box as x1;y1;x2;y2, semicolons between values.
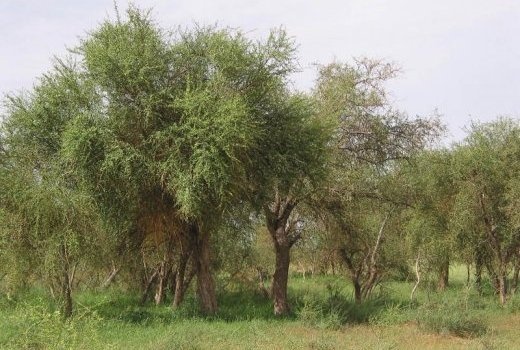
437;258;449;291
498;273;507;305
154;260;171;305
60;244;73;318
353;278;362;304
173;251;191;308
512;261;519;294
272;243;290;315
101;264;120;290
140;269;159;305
61;266;73;318
264;194;298;316
475;250;483;294
193;224;217;314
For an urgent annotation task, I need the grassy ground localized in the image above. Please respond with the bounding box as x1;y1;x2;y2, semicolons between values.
1;266;519;349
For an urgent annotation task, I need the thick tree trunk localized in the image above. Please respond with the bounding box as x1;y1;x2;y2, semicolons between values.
272;243;290;315
264;194;298;316
193;224;217;314
437;258;449;291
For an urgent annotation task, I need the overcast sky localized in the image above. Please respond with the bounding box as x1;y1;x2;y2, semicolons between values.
1;0;519;142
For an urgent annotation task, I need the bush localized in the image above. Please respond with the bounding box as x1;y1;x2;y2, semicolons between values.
3;299;106;349
417;301;488;338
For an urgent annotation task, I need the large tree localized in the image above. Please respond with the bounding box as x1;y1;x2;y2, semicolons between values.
59;7;301;314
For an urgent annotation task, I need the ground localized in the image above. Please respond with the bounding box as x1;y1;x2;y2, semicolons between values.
1;266;519;349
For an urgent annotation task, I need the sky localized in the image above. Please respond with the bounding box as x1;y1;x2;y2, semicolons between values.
1;0;519;142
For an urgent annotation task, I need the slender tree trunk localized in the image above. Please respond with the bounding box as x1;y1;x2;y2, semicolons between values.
272;243;291;315
193;224;217;314
101;264;120;290
512;261;519;294
498;270;508;305
173;251;190;308
411;253;421;303
353;278;362;304
60;244;73;318
61;267;73;318
437;258;449;291
475;250;483;294
154;260;171;305
140;269;159;305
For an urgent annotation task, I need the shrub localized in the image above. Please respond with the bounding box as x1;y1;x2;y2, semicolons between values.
417;301;488;338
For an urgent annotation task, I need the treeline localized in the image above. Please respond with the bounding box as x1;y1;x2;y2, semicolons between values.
0;7;518;318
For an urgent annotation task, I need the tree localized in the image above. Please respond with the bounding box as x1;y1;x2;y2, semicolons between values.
401;150;456;291
314;58;443;302
59;7;301;314
450;118;520;304
0;61;103;318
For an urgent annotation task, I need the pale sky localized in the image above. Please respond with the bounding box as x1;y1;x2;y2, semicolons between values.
1;0;519;142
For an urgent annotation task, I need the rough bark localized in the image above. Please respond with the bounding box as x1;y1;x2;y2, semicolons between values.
193;223;217;314
264;194;299;316
272;243;290;315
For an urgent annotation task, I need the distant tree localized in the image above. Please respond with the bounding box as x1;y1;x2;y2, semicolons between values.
401;150;456;291
314;58;443;302
450;118;520;304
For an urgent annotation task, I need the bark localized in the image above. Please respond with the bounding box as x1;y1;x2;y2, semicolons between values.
264;194;298;316
60;244;73;318
193;224;217;314
101;264;120;289
498;273;507;305
410;253;421;303
353;279;362;304
272;244;291;315
475;250;483;294
61;266;73;318
256;267;270;299
154;260;171;305
437;258;449;291
512;261;520;294
173;250;191;308
140;269;159;305
361;213;389;300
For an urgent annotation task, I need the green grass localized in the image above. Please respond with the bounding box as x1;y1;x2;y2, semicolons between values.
1;266;519;349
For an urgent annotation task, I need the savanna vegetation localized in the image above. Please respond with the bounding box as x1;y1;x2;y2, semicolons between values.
1;6;519;349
